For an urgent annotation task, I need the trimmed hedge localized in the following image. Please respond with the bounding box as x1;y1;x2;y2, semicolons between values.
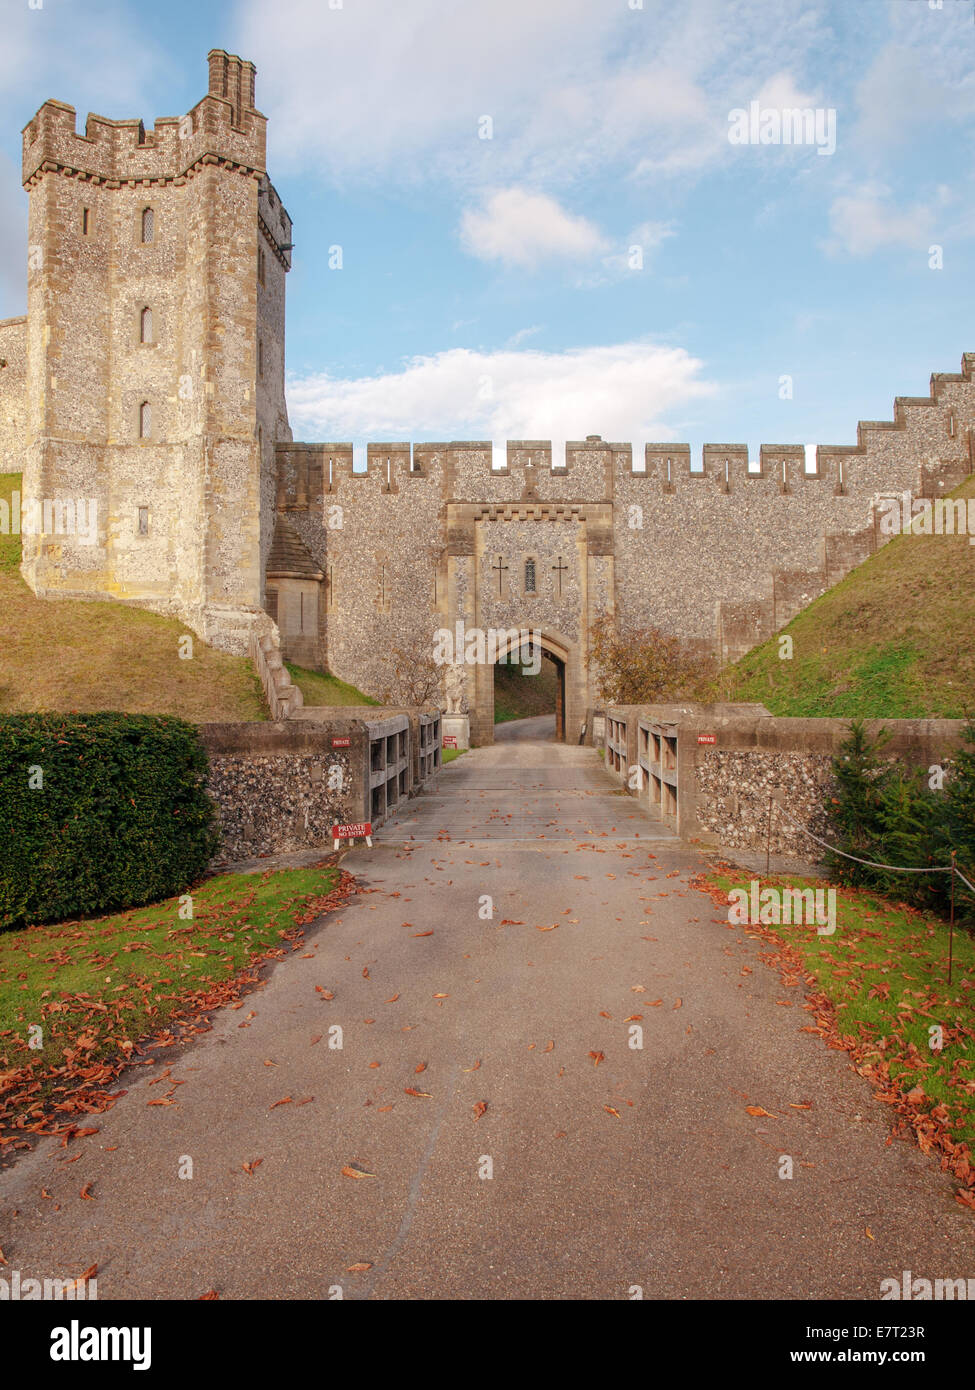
0;713;219;930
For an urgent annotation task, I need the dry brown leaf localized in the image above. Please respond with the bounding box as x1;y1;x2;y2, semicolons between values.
341;1165;376;1180
80;1183;95;1200
413;930;434;937
269;1096;293;1109
462;1059;481;1072
473;1101;488;1121
673;998;683;1009
604;1106;622;1119
404;1087;432;1098
745;1106;776;1118
63;1264;97;1292
199;1289;219;1300
543;1040;555;1052
385;993;400;1003
242;1158;264;1176
414;1062;427;1074
346;1262;373;1272
589;1051;605;1067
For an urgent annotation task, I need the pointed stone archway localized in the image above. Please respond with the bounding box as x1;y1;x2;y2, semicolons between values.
473;628;581;746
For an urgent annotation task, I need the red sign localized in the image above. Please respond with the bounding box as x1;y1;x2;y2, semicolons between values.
332;822;372;839
443;735;458;748
331;736;351;748
697;734;716;745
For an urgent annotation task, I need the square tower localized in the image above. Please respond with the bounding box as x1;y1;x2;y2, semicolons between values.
17;50;292;653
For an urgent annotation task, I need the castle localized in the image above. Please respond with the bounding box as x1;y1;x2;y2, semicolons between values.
1;52;973;744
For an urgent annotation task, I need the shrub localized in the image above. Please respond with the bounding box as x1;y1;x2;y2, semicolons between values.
0;712;219;930
589;615;714;705
824;720;975;922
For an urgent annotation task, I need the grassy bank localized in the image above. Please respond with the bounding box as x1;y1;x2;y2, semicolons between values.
0;865;346;1141
699;867;975;1199
0;473;266;721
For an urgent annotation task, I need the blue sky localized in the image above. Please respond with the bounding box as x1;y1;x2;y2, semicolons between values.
1;0;974;464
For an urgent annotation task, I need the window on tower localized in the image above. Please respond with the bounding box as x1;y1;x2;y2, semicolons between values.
140;307;153;344
139;401;151;439
525;558;537;593
141;207;154;244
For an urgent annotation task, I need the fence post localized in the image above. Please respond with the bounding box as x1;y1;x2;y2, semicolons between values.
949;850;956;986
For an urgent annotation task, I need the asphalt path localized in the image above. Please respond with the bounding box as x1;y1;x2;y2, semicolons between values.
1;722;971;1299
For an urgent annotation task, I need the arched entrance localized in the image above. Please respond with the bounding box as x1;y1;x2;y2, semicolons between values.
472;629;578;746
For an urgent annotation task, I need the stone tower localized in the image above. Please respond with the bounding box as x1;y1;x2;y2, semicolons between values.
14;50;292;653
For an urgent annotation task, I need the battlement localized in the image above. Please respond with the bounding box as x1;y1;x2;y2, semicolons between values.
21;50;267;189
274;354;975;506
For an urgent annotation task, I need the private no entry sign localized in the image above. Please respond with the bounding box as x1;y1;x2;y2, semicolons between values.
332;821;373;847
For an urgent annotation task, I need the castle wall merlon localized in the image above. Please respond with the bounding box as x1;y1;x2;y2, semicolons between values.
22;87;267;188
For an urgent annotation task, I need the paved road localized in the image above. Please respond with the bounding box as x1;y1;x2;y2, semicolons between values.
1;724;971;1299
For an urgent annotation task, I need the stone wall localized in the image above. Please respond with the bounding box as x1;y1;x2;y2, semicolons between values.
602;706;968;859
200;707;440;863
274;356;975;743
0;317;27;477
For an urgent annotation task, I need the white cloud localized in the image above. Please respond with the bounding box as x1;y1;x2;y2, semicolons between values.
824;183;933;257
286;341;717;449
233;0;833;190
459;189;607;269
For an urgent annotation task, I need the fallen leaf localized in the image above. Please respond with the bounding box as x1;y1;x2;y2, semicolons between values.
385;993;400;1003
866;1227;875;1240
269;1096;293;1110
462;1060;481;1072
543;1040;555;1052
66;1264;97;1293
242;1158;264;1176
404;1087;432;1098
414;1062;427;1074
199;1289;219;1300
745;1106;777;1118
604;1106;622;1119
473;1101;488;1121
346;1262;373;1273
589;1051;605;1067
341;1165;376;1180
413;931;434;937
673;998;683;1009
80;1183;95;1200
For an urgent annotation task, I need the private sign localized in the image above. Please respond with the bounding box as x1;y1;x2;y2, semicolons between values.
332;822;373;846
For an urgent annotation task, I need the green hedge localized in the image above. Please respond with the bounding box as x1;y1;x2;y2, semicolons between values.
0;713;219;930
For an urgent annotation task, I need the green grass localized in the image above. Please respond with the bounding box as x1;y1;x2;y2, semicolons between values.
494;659;559;723
715;475;975;717
442;747;466;763
0;473;267;721
708;868;975;1151
286;662;379;707
0;865;339;1134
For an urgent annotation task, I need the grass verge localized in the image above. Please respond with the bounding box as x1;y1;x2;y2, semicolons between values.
0;865;353;1147
696;867;975;1207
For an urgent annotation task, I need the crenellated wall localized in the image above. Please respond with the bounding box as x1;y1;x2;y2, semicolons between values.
270;354;975;739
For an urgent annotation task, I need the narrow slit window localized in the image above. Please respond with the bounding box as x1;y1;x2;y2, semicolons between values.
258;248;266;285
258;340;264;379
140;306;153;344
139;401;151;439
82;207;90;236
525;558;536;593
141;207;154;244
138;506;149;535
